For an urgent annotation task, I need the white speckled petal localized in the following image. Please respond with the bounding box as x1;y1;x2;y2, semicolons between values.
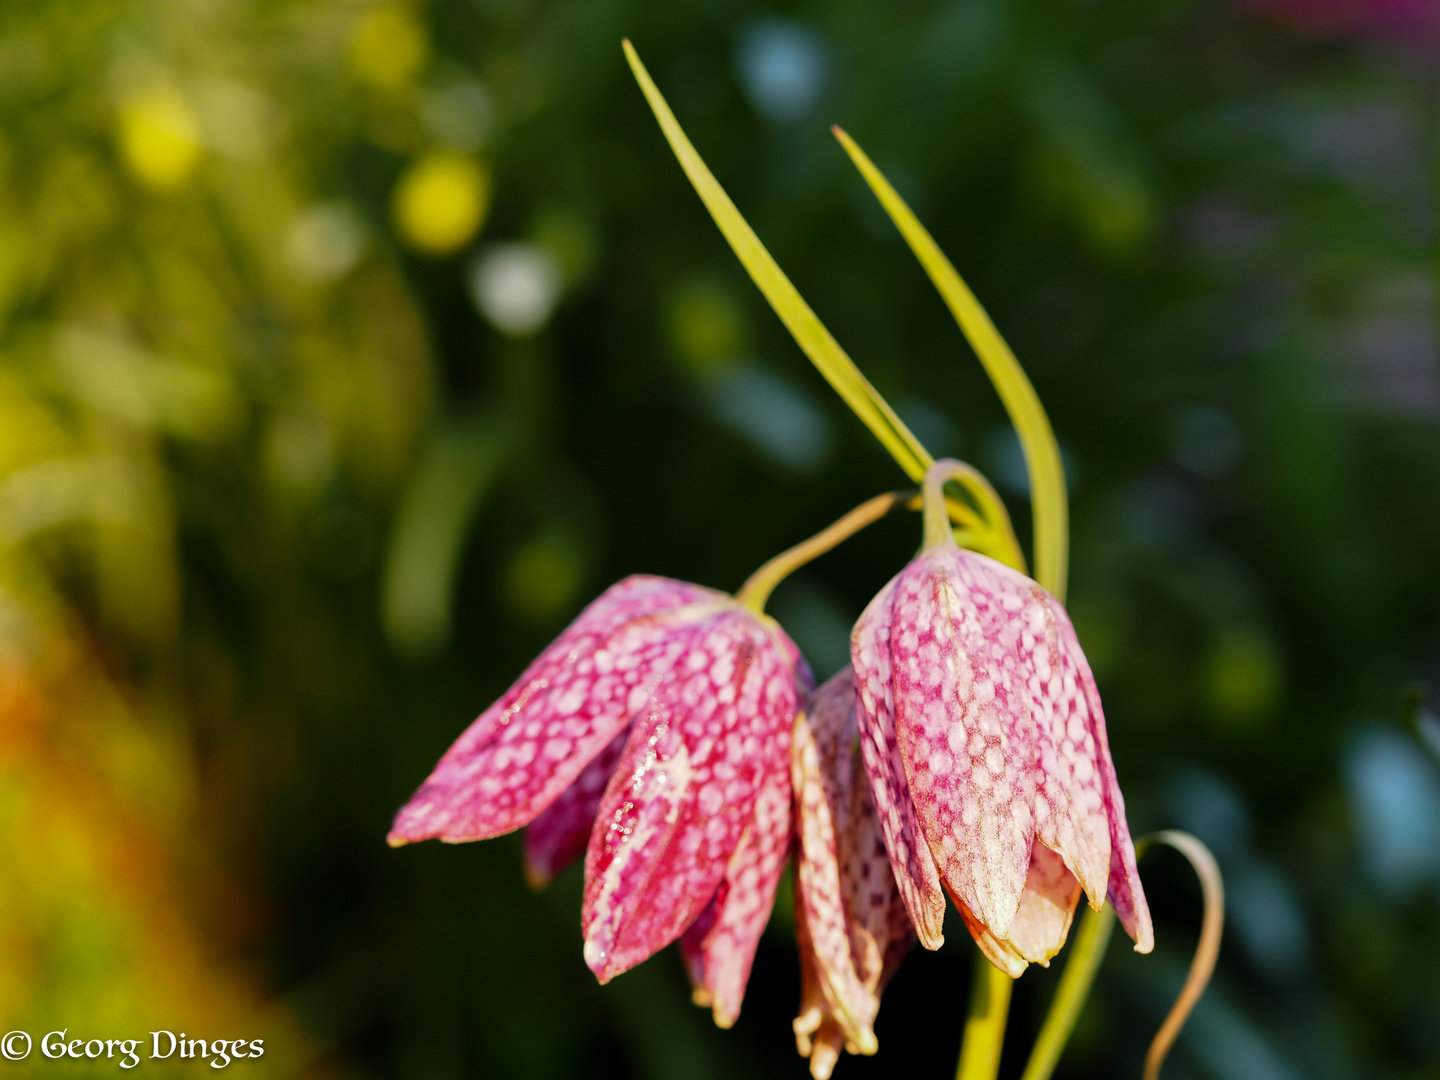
852;579;948;949
1004;840;1083;965
680;741;792;1028
891;548;1036;939
389;576;720;845
793;896;847;1080
792;671;875;1054
1063;613;1153;953
1026;586;1112;907
953;895;1030;978
581;610;801;983
523;725;630;887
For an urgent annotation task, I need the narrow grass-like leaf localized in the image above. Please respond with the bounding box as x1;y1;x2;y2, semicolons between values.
832;127;1069;600
622;40;932;483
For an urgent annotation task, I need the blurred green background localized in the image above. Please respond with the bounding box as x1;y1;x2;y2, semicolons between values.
0;0;1437;1077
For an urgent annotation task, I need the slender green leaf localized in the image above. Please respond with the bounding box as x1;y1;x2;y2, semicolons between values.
622;40;932;482
832;127;1069;600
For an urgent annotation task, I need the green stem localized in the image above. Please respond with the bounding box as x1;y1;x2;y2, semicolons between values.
956;953;1014;1080
1017;906;1117;1080
735;492;905;613
923;464;959;551
921;459;1027;572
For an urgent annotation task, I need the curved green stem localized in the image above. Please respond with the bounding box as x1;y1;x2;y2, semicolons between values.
956;953;1014;1080
923;464;961;551
921;459;1027;572
735;492;906;612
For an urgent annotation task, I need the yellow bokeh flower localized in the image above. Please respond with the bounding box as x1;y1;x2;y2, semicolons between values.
349;4;429;91
117;88;202;191
392;151;491;256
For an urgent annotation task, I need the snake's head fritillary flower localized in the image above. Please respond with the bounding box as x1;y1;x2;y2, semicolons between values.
850;461;1153;976
389;574;809;1023
791;667;913;1080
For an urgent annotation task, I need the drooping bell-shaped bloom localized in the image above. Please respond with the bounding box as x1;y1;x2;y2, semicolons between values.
791;667;914;1079
851;540;1153;976
389;574;809;1023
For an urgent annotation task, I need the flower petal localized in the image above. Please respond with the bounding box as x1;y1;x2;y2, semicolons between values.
680;748;792;1028
1031;595;1112;906
1005;840;1083;965
952;896;1030;978
1053;605;1152;952
582;611;800;982
852;580;948;949
523;725;629;888
388;576;718;846
891;549;1036;939
793;898;848;1080
953;842;1083;976
877;889;915;987
792;672;876;1050
793;667;914;1058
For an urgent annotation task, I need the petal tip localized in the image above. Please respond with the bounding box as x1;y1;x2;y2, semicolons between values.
583;935;615;983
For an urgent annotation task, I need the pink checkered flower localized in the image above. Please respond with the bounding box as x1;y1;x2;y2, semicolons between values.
388;574;809;1025
850;460;1154;976
791;667;913;1080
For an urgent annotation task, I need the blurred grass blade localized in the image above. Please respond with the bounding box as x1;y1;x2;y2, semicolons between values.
1018;905;1117;1080
832;127;1069;600
381;417;511;659
622;40;933;483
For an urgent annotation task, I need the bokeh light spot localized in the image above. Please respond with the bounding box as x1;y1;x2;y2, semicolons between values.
1206;627;1283;728
706;367;834;473
285;202;367;282
420;81;495;151
735;19;828;125
392;151;491;256
1346;727;1440;895
349;4;429;90
117;88;202;191
505;536;582;622
664;277;746;374
468;243;561;337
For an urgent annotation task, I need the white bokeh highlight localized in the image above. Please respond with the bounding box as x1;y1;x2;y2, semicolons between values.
469;243;563;337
